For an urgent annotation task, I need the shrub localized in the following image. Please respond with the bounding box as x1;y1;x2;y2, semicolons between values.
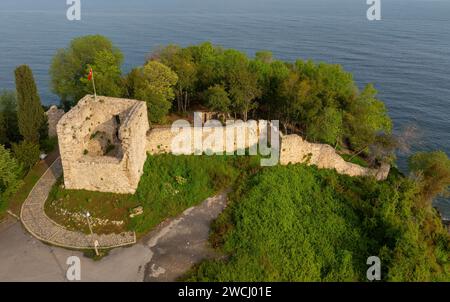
12;141;40;173
185;163;450;281
40;136;58;153
0;145;23;214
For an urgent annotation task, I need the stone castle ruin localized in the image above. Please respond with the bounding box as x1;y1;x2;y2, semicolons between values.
56;95;389;194
45;105;65;137
57;95;149;194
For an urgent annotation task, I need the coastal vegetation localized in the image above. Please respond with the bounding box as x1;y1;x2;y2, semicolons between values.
49;36;392;164
184;158;450;282
49;35;124;110
0;34;448;281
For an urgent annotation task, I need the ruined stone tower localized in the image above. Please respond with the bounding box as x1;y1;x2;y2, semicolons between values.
57;95;149;194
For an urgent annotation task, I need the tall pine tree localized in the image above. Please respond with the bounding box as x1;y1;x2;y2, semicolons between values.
14;65;45;143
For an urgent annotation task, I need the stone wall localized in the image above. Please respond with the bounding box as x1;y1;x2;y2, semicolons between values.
57;95;149;194
58;96;389;196
279;134;390;180
45;105;65;137
146;127;390;181
146;123;259;155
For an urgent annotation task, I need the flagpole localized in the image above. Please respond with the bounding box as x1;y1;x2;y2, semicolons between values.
91;68;97;101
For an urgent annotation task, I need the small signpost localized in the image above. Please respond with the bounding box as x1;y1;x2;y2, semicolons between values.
86;211;99;256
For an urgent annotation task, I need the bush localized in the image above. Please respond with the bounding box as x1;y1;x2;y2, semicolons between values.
0;145;23;214
409;151;450;202
40;137;58;153
12;141;40;173
185;164;450;281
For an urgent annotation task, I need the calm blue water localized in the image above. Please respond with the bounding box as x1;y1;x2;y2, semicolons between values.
1;0;449;217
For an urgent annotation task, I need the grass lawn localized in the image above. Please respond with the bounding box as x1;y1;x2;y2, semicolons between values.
44;153;260;236
5;149;60;219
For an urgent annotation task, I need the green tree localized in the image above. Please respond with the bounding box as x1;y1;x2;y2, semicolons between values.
155;45;198;112
81;50;124;97
344;84;392;152
308;107;343;146
205;85;231;113
278;71;309;134
0;90;20;148
127;61;178;123
14;65;45;143
222;50;261;120
12;141;40;172
0;113;5;146
50;35;124;109
409;151;450;203
0;145;22;213
187;42;225;92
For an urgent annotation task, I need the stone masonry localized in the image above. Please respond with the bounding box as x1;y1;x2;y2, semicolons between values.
45;105;65;137
146;126;390;181
57;95;149;194
57;96;389;195
279;134;390;181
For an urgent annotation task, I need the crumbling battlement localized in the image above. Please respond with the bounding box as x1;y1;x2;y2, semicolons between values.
279;134;390;181
58;97;389;196
146;127;390;181
146;124;259;155
57;95;149;194
45;105;65;137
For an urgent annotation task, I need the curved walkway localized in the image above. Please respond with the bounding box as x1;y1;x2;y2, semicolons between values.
20;158;136;249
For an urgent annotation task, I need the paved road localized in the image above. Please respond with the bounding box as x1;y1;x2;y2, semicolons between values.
0;192;227;282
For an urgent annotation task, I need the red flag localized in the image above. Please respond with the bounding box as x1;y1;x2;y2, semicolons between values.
87;68;93;81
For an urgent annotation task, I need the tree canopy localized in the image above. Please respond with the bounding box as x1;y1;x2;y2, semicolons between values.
409;151;450;203
0;145;22;214
14;65;45;144
0;90;20;148
149;43;392;159
125;61;178;123
50;35;124;109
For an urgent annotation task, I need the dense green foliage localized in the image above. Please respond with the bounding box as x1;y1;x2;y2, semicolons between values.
0;90;21;148
12;141;40;173
125;61;178;123
151;43;392;158
409;151;450;203
14;65;45;143
50;35;124;109
0;145;22;214
48;37;392;160
204;85;231;114
80;50;125;98
185;164;449;281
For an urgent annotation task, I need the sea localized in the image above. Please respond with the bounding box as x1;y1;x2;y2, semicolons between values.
0;0;449;218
